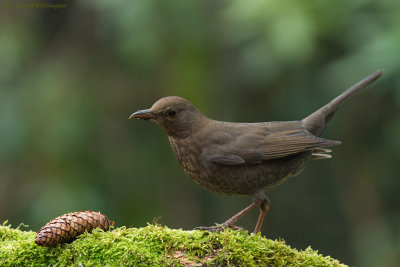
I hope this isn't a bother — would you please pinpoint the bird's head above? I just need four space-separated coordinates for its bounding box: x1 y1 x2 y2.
130 96 207 139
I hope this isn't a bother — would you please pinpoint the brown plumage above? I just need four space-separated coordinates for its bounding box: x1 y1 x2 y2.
35 211 114 247
130 71 382 234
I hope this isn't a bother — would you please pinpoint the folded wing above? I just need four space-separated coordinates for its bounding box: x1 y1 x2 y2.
206 125 340 166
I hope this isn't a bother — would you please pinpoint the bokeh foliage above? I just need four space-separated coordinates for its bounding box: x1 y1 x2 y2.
0 1 399 266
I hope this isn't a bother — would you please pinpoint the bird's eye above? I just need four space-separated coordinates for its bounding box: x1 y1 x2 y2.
167 110 177 118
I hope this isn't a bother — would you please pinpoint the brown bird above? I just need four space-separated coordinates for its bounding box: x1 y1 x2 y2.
130 71 382 234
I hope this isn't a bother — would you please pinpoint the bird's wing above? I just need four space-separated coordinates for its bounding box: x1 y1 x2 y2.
258 130 340 159
206 128 340 166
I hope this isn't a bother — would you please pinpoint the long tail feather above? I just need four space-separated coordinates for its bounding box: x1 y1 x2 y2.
303 71 383 136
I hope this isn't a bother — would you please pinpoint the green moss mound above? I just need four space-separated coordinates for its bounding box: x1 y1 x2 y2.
0 222 346 266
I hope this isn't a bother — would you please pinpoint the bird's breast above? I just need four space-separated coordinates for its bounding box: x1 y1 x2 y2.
168 137 224 190
168 137 312 195
169 137 205 174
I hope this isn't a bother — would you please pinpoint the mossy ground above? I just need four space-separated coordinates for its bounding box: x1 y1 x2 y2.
0 222 346 266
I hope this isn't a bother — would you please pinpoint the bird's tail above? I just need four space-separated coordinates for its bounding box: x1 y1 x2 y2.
303 71 383 136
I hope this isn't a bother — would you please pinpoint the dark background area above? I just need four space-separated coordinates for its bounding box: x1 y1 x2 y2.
0 1 399 266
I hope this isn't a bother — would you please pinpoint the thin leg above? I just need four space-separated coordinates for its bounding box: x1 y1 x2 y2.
253 197 270 234
195 190 270 233
222 202 257 227
195 202 258 232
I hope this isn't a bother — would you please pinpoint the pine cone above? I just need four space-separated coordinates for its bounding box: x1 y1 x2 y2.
35 210 114 247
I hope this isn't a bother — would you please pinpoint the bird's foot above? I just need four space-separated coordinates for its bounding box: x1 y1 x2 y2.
194 223 246 232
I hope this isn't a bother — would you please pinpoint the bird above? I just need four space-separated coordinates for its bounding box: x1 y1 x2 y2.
129 71 383 234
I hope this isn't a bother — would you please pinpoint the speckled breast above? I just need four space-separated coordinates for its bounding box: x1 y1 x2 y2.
168 137 312 196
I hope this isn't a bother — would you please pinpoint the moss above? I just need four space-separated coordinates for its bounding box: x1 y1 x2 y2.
0 222 346 266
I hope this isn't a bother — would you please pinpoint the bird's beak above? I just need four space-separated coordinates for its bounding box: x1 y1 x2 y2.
129 109 154 120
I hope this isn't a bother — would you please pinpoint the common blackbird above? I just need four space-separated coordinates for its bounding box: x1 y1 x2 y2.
130 71 382 234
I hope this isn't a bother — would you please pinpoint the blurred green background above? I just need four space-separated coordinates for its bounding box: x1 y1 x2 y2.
0 0 399 266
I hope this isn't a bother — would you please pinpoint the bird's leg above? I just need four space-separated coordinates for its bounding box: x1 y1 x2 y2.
253 196 270 234
195 190 270 233
195 202 257 232
220 202 258 230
